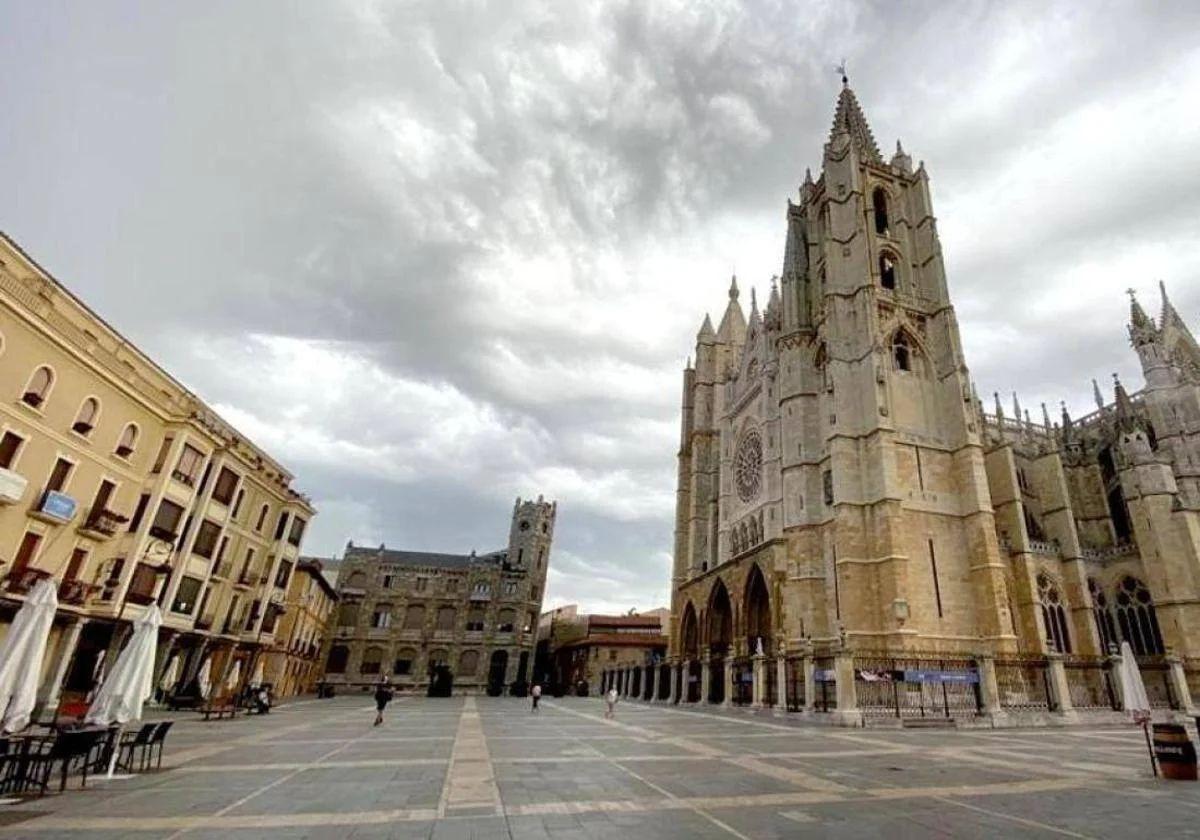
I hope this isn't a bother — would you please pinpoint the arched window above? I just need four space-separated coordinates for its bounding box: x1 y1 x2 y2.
1023 509 1046 542
893 331 912 372
371 603 393 629
232 488 245 518
325 644 349 674
22 366 54 408
873 187 889 235
360 646 383 675
393 648 417 675
459 650 479 676
1088 578 1119 653
879 251 897 291
466 605 485 631
1037 574 1072 654
404 604 425 630
72 397 100 435
1114 576 1164 655
256 504 269 532
115 423 138 458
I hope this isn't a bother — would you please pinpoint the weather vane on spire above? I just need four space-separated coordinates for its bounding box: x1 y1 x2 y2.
835 59 848 85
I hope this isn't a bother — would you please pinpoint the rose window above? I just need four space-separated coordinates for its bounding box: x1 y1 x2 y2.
734 430 763 503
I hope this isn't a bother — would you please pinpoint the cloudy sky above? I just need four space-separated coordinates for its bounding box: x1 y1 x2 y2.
3 1 1198 614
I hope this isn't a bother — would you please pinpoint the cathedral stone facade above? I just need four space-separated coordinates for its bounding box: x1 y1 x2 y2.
661 80 1200 724
322 497 554 695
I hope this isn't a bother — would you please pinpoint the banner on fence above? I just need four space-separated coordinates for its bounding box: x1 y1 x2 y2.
813 669 836 682
902 669 980 684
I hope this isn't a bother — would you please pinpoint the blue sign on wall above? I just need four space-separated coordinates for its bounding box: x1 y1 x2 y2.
813 668 836 682
902 669 980 685
39 491 77 522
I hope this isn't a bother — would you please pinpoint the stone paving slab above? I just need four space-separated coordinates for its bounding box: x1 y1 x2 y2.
1 694 1197 838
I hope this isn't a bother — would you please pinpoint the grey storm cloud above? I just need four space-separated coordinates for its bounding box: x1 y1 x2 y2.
2 1 1199 613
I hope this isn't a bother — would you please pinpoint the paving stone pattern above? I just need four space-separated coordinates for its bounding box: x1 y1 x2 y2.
2 695 1199 839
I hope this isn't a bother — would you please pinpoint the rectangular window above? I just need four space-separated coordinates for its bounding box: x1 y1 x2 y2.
337 603 358 627
275 559 293 589
287 517 306 547
239 548 256 583
274 512 288 540
0 431 24 469
416 577 427 592
371 609 391 629
151 437 173 474
150 499 184 541
128 493 150 533
173 444 203 485
382 574 394 589
823 469 834 506
91 479 115 514
47 457 73 493
393 659 412 676
193 519 221 559
63 546 88 582
211 467 239 505
172 576 203 614
215 535 229 564
231 489 245 518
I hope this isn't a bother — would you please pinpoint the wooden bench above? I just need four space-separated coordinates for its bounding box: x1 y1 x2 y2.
198 704 238 721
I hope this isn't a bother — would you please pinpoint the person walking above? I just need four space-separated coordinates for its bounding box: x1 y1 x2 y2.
530 683 542 712
373 676 394 726
605 686 618 719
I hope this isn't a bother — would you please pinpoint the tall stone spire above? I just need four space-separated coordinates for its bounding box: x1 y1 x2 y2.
1128 288 1157 347
716 275 746 345
828 77 882 163
1092 378 1105 411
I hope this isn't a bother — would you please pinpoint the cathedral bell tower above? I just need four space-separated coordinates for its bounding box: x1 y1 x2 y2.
769 77 1015 652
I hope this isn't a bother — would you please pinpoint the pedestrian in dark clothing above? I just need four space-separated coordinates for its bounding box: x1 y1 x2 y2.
531 683 542 712
374 677 394 726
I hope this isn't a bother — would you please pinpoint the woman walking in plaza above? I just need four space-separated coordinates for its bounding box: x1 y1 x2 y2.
530 683 542 712
373 676 394 726
605 686 618 719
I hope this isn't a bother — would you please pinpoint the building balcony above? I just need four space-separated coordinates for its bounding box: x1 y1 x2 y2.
148 525 179 544
0 467 28 505
31 490 78 525
5 567 52 594
78 508 129 540
58 579 99 606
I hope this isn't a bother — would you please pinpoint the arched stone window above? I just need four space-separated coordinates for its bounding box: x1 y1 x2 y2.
394 648 417 675
72 397 100 436
22 365 55 408
1114 576 1164 655
115 423 139 458
1037 574 1071 654
325 644 349 674
403 604 425 630
897 331 912 369
436 606 456 630
459 650 479 676
466 605 485 631
360 646 383 675
879 251 897 291
873 187 889 235
371 603 393 629
1089 578 1119 653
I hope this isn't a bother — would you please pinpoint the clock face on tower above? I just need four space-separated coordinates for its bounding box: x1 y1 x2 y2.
734 429 763 503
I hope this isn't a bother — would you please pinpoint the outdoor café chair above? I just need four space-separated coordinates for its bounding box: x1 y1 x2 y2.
117 723 158 772
23 729 105 794
146 721 174 770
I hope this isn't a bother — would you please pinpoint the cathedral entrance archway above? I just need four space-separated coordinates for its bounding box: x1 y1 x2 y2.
707 579 732 704
744 564 771 656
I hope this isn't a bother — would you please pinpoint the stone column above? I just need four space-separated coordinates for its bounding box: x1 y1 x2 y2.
37 618 84 716
1166 655 1194 714
752 653 766 708
700 654 711 703
803 654 816 711
645 665 656 702
668 662 680 704
833 650 862 726
722 659 734 708
775 654 789 712
1045 652 1077 721
976 654 1007 724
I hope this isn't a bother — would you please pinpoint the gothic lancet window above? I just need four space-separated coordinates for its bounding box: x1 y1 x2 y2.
1037 574 1072 654
1088 578 1119 653
873 187 890 235
893 331 912 372
879 252 897 290
1114 576 1164 655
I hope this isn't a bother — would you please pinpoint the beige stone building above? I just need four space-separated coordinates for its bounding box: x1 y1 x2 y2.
553 611 668 696
0 232 315 714
262 558 338 698
664 80 1200 725
322 497 554 694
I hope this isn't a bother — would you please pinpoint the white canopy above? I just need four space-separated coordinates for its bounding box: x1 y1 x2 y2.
197 656 212 699
0 578 58 733
158 652 181 693
251 657 264 687
225 659 242 693
85 605 162 726
1118 640 1152 720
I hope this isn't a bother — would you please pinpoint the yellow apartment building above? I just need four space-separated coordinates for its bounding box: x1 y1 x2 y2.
0 232 316 713
262 558 338 698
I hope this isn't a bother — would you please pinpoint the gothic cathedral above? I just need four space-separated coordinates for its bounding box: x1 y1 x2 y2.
668 79 1200 705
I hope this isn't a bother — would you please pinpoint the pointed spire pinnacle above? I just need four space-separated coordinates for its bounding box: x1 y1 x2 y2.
1160 279 1185 328
1128 287 1153 330
1092 378 1104 411
697 314 715 342
750 286 758 312
828 80 882 163
1012 392 1022 423
803 167 814 186
1042 402 1052 430
890 139 913 173
729 275 739 301
994 392 1004 419
1061 400 1072 428
686 355 693 370
1113 372 1136 428
1024 409 1033 430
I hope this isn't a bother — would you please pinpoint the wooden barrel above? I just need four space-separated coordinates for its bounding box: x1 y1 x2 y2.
1152 724 1198 781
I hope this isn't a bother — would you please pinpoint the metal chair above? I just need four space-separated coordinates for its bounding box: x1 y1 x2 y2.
23 729 105 794
146 721 174 770
117 723 158 772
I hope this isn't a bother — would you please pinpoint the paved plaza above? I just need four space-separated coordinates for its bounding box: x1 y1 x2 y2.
1 695 1198 839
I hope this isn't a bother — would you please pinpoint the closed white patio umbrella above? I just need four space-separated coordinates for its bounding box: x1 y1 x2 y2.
85 605 162 728
251 657 264 687
196 656 212 699
0 578 58 733
224 660 242 695
1118 640 1156 777
158 653 181 695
